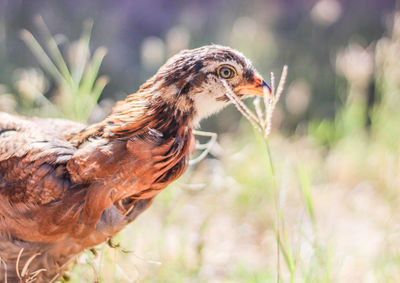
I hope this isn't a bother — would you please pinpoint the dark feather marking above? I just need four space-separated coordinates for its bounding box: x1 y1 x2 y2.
193 61 203 72
0 128 16 135
216 95 230 102
244 68 255 82
164 75 180 87
179 83 191 96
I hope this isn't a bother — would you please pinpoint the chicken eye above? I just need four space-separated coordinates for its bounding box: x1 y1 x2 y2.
218 66 235 79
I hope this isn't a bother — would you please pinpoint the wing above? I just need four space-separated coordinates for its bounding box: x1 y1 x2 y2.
0 112 85 204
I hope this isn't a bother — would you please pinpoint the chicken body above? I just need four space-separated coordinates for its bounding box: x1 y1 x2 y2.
0 110 192 282
0 45 266 282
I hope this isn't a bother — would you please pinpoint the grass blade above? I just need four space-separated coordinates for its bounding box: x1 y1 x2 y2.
34 16 73 86
20 30 67 86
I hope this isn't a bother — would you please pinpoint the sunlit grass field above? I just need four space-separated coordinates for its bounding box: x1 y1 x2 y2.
1 13 400 283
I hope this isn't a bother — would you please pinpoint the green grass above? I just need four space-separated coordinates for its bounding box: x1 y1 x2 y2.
19 16 107 121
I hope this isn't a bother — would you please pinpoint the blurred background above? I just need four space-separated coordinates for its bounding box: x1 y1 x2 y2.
0 0 400 282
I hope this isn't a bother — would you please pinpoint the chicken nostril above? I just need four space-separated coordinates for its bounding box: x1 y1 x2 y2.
257 80 272 93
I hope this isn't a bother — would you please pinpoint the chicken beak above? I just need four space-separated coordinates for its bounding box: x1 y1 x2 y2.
234 76 272 97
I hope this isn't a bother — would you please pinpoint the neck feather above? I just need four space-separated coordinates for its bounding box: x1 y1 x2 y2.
70 90 193 145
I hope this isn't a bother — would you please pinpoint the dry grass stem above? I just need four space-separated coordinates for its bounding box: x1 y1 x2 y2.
253 97 266 128
0 257 7 283
221 80 263 132
222 65 288 138
189 130 218 165
21 252 41 277
15 248 23 280
15 248 46 283
223 66 288 282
